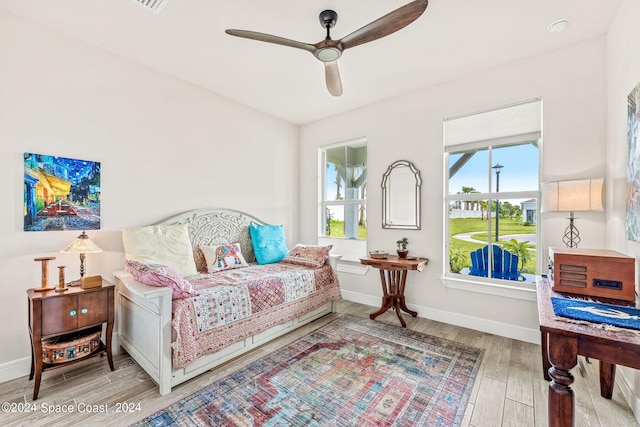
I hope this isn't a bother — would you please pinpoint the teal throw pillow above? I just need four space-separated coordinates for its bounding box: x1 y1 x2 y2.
249 224 288 265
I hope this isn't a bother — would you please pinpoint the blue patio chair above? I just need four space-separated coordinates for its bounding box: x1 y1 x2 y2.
469 245 520 281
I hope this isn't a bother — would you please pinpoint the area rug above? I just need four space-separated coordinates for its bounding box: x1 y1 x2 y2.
133 315 484 427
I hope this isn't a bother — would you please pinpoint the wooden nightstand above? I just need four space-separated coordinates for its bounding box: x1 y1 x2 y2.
27 280 115 400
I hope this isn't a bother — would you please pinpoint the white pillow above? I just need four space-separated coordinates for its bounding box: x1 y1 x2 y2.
200 243 249 273
122 223 198 277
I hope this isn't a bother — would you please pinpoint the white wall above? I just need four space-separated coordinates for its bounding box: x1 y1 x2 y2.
300 36 607 340
606 0 640 418
0 9 299 379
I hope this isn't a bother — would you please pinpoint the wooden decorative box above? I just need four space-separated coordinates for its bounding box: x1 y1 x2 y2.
41 327 102 364
81 274 103 289
548 247 636 302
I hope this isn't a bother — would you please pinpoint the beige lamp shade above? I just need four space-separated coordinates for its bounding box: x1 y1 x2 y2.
61 231 103 254
61 231 102 281
541 178 604 213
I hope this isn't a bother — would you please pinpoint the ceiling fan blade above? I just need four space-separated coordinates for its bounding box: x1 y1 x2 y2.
324 61 343 96
340 0 428 50
225 29 316 53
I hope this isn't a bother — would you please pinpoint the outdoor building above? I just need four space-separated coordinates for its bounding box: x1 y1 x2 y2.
521 199 537 224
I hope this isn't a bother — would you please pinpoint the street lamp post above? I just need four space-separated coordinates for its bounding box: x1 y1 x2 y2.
492 164 504 241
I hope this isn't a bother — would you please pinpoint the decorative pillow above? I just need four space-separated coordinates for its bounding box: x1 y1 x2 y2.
124 259 198 300
200 243 249 273
122 223 198 277
282 244 333 269
248 224 288 265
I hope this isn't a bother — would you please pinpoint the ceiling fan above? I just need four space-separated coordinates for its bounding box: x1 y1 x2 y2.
225 0 429 97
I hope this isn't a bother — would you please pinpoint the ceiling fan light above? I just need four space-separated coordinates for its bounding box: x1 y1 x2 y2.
316 48 341 63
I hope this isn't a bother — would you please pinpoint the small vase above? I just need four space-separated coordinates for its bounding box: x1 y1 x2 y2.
397 250 409 258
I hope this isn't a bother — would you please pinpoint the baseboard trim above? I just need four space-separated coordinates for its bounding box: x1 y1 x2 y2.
340 289 541 344
0 356 31 384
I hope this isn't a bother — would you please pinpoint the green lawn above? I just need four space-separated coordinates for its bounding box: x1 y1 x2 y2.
449 217 537 274
327 220 367 240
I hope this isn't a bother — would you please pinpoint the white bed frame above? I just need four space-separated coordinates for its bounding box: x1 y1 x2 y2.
113 208 339 395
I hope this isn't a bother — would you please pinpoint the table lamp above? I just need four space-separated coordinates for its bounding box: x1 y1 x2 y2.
541 178 604 248
61 231 102 285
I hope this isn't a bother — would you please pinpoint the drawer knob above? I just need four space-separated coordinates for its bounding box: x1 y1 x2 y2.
81 308 88 314
69 310 76 316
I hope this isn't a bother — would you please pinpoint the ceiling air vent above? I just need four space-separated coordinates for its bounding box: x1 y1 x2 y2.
132 0 168 13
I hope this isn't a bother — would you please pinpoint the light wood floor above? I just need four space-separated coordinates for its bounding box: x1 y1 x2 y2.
1 300 639 426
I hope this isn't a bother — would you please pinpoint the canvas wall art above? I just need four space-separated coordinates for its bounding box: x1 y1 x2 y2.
24 152 101 231
626 81 640 242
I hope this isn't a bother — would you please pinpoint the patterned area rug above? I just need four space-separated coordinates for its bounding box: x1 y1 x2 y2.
133 315 483 426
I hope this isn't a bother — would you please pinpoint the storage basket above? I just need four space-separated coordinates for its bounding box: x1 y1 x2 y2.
42 327 102 364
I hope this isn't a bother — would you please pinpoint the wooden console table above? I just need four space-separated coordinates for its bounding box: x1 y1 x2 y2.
537 277 640 427
27 281 115 400
360 255 428 327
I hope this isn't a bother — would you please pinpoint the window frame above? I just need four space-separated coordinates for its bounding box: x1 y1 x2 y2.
441 100 543 300
318 137 367 263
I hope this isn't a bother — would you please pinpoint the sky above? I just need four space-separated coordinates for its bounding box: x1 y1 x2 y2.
449 142 539 194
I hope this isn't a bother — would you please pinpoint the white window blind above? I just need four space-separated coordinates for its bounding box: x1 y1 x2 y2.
444 99 542 148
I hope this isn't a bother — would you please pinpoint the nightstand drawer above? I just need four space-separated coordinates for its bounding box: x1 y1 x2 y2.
41 291 108 336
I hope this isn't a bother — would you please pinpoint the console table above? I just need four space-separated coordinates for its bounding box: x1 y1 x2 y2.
27 281 115 400
537 277 640 427
360 255 428 327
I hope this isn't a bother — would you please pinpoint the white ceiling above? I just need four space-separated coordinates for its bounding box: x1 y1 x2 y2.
0 0 621 125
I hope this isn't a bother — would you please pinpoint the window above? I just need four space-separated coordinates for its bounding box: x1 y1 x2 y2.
318 138 367 261
444 100 541 290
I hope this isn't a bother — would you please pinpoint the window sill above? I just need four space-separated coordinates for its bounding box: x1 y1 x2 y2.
318 237 366 264
337 262 368 275
440 274 537 301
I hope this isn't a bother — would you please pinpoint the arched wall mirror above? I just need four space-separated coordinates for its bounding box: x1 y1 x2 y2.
382 160 422 229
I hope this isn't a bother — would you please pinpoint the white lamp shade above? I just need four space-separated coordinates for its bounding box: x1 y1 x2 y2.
541 178 604 213
61 231 103 254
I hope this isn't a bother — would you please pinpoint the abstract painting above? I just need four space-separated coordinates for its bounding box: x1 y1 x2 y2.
24 152 101 231
626 81 640 242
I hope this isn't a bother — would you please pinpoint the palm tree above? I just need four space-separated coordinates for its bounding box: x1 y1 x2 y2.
480 200 488 220
334 165 343 200
359 182 367 226
499 238 535 273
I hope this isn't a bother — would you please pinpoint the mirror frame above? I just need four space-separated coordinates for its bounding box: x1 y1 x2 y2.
381 160 422 230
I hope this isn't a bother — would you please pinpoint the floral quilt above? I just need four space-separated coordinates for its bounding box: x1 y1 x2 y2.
171 263 341 369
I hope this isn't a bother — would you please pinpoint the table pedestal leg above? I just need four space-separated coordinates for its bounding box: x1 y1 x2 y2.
543 333 616 400
30 334 43 400
369 269 417 327
548 334 577 427
105 320 115 371
541 331 551 381
599 361 616 399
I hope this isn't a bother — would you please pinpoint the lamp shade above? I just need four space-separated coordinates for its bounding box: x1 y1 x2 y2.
541 178 604 213
61 231 103 254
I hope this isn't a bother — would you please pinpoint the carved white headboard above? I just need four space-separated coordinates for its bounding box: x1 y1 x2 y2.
155 208 269 270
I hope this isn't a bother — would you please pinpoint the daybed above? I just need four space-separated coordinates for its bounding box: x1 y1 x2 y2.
113 208 341 395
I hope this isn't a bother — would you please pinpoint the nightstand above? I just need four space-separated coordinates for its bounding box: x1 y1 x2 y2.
27 280 115 400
